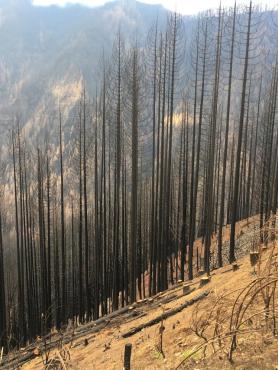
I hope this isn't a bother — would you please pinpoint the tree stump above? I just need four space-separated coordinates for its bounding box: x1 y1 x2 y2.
182 285 190 295
250 251 259 267
123 343 132 370
232 263 239 272
199 276 210 287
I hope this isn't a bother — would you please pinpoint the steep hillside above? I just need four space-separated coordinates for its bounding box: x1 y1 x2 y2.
0 0 170 141
4 216 278 370
0 0 277 147
2 4 278 367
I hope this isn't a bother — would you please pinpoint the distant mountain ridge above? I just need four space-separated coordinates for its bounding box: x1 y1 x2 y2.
1 0 275 147
0 0 169 141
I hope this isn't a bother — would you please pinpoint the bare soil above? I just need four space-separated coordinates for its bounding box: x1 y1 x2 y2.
16 217 276 370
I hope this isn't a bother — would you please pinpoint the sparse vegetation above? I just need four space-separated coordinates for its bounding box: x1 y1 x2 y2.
1 1 278 369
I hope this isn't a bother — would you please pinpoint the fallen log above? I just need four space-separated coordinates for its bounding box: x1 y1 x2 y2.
1 307 149 369
1 289 206 369
1 351 35 370
159 294 178 305
121 291 209 338
0 320 112 370
1 304 140 369
75 305 134 333
112 311 147 327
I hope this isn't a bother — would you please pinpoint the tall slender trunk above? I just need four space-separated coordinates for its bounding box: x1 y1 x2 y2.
230 2 252 262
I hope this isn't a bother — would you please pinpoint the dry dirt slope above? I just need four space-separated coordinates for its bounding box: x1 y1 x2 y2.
5 217 278 370
20 250 278 367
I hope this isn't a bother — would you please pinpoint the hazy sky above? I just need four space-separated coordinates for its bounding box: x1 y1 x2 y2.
32 0 277 15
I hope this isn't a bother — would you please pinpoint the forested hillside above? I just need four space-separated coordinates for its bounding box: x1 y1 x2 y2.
1 1 278 362
0 0 169 141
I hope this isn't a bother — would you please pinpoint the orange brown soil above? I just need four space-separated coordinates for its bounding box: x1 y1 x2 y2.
21 254 267 370
4 215 266 370
21 216 277 370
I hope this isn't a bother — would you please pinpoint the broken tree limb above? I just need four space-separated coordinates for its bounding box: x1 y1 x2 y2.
121 291 209 338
